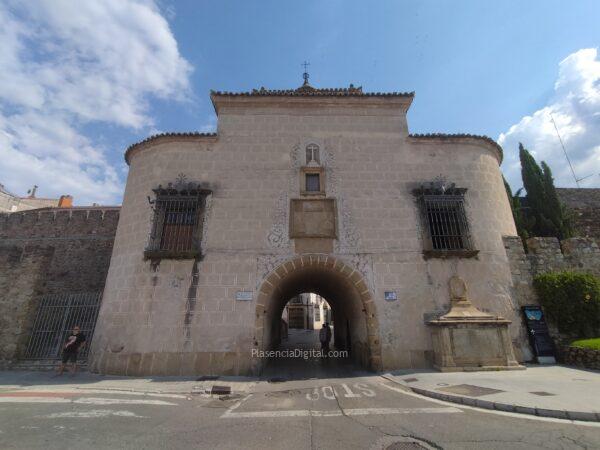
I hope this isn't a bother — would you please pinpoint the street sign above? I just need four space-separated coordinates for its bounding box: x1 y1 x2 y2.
235 291 253 301
384 291 397 301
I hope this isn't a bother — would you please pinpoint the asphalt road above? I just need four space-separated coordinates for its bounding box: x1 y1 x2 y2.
1 374 599 449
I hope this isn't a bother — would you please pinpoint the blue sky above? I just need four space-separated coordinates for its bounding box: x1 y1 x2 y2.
1 0 599 204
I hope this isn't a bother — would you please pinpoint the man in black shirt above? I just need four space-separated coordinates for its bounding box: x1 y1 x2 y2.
57 325 86 376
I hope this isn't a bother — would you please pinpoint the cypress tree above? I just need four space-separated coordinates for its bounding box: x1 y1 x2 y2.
518 143 573 239
541 161 573 239
503 175 529 240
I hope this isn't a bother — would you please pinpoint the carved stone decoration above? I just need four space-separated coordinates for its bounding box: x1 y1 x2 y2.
266 192 291 250
200 193 213 253
427 276 523 372
256 254 291 289
335 196 361 252
290 143 302 169
343 253 375 293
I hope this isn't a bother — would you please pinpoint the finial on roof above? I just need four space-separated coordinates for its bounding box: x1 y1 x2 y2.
302 61 310 86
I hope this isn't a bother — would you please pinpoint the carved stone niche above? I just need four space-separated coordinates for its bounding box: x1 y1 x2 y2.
427 276 524 372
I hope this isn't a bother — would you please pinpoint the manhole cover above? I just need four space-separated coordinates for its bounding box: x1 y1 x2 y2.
530 391 555 396
386 442 427 450
438 384 504 397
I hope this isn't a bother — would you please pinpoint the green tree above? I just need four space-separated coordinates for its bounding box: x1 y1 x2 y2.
540 161 573 239
518 143 573 239
503 175 530 240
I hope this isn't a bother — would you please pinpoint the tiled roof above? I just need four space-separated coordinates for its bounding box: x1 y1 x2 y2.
211 83 414 98
125 132 217 164
409 133 503 162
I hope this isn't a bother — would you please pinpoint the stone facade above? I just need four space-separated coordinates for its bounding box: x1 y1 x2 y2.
557 188 600 241
503 235 600 358
0 207 119 365
0 184 72 213
91 82 525 377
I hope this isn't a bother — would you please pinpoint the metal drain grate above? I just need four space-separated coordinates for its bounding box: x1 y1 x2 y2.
438 384 504 397
530 391 555 396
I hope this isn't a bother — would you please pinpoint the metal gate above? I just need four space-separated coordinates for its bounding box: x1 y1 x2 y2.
24 292 102 360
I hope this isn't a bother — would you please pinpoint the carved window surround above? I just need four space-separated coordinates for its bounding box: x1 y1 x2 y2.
299 166 326 196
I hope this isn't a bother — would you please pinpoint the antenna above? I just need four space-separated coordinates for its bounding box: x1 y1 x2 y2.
549 112 590 187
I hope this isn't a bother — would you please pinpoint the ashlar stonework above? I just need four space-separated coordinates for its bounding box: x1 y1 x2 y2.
90 82 526 376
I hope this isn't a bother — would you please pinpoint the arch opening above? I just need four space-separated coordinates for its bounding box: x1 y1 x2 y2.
254 255 381 377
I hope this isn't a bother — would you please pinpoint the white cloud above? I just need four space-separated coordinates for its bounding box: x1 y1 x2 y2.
499 48 600 191
0 0 192 204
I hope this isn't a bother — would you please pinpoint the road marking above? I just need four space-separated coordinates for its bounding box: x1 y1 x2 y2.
38 410 148 419
221 407 461 419
73 397 177 406
0 397 71 403
378 379 600 428
0 397 176 406
3 389 187 399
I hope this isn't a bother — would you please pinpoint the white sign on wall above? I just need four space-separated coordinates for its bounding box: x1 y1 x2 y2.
384 291 397 301
235 291 253 301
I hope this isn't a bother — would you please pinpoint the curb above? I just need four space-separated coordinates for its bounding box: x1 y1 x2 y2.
381 375 600 423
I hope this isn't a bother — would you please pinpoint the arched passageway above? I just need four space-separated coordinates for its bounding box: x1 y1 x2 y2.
253 254 382 377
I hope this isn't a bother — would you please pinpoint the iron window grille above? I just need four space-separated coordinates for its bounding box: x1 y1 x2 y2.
414 181 478 258
145 182 211 260
305 173 321 192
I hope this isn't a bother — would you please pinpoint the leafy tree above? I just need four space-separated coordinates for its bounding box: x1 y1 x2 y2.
518 143 573 239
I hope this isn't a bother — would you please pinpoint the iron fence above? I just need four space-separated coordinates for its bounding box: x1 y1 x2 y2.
24 292 102 360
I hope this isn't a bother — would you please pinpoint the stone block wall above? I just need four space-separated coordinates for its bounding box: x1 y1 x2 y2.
557 188 600 241
0 246 54 365
0 207 120 364
504 235 600 357
559 346 600 370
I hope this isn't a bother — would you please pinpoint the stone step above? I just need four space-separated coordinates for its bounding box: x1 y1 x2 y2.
8 359 88 371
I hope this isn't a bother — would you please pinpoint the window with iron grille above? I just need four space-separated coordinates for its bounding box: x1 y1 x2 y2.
145 183 211 259
414 181 478 258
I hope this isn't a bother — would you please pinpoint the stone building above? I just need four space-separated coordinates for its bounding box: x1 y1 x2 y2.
90 79 527 376
0 184 72 213
283 293 330 330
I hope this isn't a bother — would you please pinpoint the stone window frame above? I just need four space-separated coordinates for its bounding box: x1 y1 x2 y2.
413 181 478 259
299 166 326 196
144 182 211 260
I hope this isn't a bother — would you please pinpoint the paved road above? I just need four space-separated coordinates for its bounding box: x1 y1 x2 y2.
1 373 599 449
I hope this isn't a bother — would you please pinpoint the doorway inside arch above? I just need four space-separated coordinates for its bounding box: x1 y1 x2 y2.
256 257 380 380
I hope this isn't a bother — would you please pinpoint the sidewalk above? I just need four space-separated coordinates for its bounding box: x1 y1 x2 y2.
383 364 600 422
0 370 257 396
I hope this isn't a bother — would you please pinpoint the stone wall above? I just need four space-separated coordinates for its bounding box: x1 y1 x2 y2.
504 235 600 358
559 346 600 370
0 246 54 365
557 188 600 242
0 207 120 364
